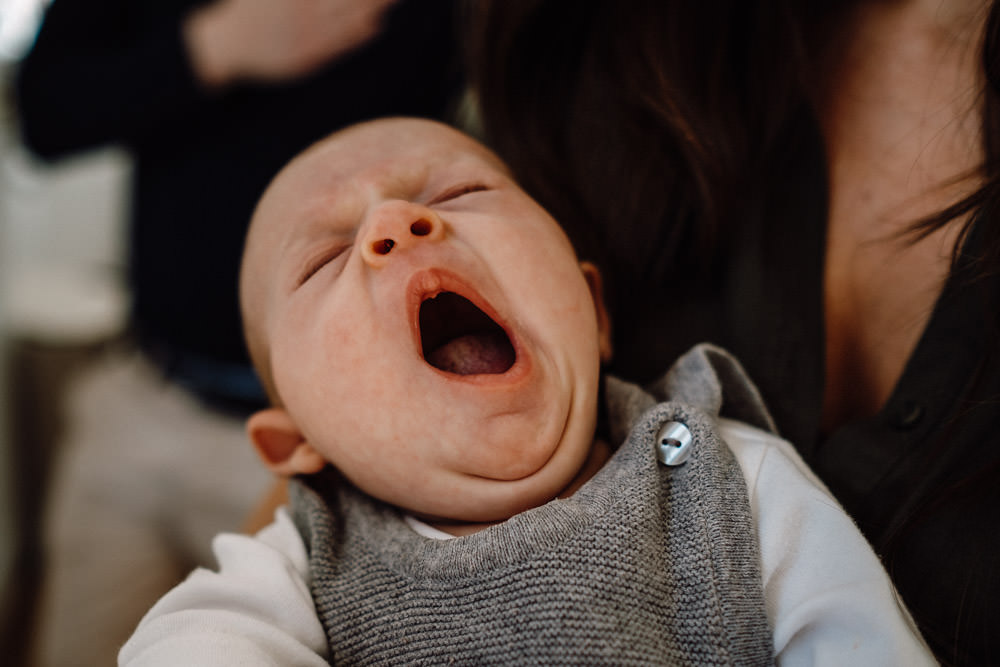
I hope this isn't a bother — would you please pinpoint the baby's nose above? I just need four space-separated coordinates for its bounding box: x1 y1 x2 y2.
361 201 444 267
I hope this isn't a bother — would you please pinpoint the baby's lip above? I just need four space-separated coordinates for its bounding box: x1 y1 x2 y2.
407 269 526 383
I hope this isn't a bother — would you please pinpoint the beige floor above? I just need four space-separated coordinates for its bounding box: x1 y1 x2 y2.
26 346 273 667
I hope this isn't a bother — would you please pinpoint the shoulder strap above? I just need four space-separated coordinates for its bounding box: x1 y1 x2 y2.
650 343 777 433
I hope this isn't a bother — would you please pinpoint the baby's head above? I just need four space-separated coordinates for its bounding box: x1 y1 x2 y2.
240 118 611 525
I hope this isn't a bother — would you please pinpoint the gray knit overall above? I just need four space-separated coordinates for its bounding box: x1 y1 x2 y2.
290 344 777 665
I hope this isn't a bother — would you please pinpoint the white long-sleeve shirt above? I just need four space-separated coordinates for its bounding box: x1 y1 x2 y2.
119 418 935 666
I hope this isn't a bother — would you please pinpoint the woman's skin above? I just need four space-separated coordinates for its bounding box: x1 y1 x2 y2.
820 0 987 431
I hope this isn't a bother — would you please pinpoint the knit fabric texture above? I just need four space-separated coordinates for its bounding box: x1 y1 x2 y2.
290 343 775 665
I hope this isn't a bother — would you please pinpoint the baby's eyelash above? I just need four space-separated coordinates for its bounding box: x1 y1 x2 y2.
428 183 489 205
297 246 349 287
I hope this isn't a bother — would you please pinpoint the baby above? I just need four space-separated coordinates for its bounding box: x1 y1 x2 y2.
120 118 933 665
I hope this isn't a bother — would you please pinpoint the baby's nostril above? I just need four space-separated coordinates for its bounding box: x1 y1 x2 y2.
410 219 432 236
373 239 395 255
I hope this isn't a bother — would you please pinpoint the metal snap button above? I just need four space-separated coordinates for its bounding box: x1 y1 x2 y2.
893 400 925 430
656 421 693 466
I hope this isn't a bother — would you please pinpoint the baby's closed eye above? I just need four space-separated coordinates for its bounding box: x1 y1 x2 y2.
298 245 351 287
428 183 489 205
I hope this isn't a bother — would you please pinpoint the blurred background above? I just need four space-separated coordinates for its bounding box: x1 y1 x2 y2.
0 1 467 664
1 0 132 663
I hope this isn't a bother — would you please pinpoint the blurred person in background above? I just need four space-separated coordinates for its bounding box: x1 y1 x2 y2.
14 0 463 664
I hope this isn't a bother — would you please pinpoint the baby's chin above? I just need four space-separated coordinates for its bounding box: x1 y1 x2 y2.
402 487 557 534
381 440 606 532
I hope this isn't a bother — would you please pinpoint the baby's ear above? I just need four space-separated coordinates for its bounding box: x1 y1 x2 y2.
246 408 326 477
580 261 613 363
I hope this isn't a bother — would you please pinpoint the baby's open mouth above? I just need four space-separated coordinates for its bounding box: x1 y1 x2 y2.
418 292 516 375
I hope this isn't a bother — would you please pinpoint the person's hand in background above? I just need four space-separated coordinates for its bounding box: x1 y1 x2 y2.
184 0 399 88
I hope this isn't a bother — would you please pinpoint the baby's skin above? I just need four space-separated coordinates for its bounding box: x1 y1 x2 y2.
239 118 613 533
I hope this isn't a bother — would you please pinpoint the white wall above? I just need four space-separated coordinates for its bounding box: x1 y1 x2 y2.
1 142 130 345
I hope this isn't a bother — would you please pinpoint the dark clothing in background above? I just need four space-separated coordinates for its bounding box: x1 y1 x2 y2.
605 106 1000 665
16 0 463 404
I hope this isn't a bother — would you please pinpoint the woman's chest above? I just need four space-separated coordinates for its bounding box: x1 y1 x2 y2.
821 205 959 428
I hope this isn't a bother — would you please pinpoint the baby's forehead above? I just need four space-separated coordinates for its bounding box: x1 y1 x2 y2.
251 122 505 259
286 129 491 202
266 128 500 223
261 119 505 228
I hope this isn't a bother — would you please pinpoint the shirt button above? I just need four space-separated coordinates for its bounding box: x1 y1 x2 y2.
893 400 925 430
656 421 693 466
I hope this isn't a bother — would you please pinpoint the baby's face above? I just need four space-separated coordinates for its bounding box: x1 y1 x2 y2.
243 119 608 523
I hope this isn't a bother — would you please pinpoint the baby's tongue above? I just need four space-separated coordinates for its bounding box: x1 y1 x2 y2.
427 331 515 375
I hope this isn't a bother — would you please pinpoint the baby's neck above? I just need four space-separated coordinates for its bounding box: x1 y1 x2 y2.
428 437 612 537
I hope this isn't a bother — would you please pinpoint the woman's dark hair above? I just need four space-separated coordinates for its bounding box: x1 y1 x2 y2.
915 0 1000 287
467 1 844 295
465 0 999 295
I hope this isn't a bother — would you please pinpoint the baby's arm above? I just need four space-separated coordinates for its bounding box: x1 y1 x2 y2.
717 419 935 666
118 508 328 666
